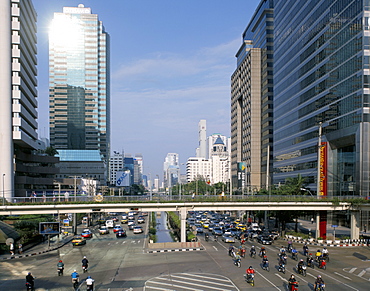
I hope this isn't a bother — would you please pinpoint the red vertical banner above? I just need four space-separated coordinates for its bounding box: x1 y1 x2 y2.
319 211 327 239
319 142 327 197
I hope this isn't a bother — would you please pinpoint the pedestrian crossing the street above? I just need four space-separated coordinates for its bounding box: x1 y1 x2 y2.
344 267 370 281
144 273 239 291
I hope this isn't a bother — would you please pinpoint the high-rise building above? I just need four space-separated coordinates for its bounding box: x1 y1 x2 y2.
49 4 110 162
196 119 207 158
231 0 274 192
109 151 124 185
273 0 369 197
0 0 59 198
163 153 179 188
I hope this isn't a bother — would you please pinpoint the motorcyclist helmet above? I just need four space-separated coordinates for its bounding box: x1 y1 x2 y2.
252 245 254 248
28 272 31 275
317 249 320 252
59 260 62 262
300 259 303 262
87 276 91 279
83 256 86 258
291 275 295 278
74 269 77 272
317 275 321 278
323 247 326 249
249 266 253 269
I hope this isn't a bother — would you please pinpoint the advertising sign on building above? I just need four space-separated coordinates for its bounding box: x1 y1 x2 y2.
39 222 60 235
116 170 130 187
237 162 246 189
319 142 327 197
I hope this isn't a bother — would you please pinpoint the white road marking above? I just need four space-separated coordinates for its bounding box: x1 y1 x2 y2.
213 246 218 251
275 273 287 281
256 270 281 290
334 272 352 280
358 270 366 277
312 270 359 291
349 268 357 273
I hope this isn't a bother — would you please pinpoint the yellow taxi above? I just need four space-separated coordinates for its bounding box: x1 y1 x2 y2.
236 223 247 231
121 218 128 224
71 236 86 246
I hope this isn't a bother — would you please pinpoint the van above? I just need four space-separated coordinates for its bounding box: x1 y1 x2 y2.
105 220 114 228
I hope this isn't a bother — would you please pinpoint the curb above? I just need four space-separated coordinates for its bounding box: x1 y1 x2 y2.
283 238 369 247
1 237 73 260
147 247 204 253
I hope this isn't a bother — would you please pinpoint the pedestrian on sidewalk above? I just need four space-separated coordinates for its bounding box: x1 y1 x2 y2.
18 243 23 254
311 217 314 224
10 243 14 256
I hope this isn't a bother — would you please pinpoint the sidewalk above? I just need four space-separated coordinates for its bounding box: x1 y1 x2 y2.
284 219 370 247
0 234 73 260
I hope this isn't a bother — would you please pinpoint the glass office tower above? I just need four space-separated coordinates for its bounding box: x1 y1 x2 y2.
273 0 369 196
49 4 110 161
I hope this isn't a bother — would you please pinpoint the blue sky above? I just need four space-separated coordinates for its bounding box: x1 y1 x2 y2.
34 0 261 179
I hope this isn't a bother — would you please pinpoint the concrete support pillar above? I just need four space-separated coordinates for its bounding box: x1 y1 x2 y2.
350 211 360 240
180 207 187 242
315 212 320 239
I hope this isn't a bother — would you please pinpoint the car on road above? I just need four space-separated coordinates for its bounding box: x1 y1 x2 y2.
128 223 136 230
137 216 145 224
257 235 273 245
105 220 114 228
212 227 223 236
133 226 143 234
99 226 109 235
72 236 86 246
141 212 148 216
116 229 127 238
121 218 128 224
195 224 203 234
221 234 235 243
81 229 93 238
113 225 123 233
127 220 135 226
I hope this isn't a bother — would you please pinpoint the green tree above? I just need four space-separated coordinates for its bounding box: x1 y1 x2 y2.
44 146 59 156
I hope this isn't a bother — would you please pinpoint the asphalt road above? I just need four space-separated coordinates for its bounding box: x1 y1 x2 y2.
1 222 370 291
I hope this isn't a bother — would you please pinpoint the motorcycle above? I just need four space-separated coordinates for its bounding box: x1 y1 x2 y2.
86 284 94 291
205 235 209 242
278 263 286 274
303 247 309 257
244 273 255 287
72 278 79 290
234 259 241 268
250 249 256 258
288 280 299 291
259 250 266 258
292 252 298 260
82 264 88 273
307 257 314 269
214 235 218 242
315 283 326 291
287 244 293 253
57 267 64 276
26 282 34 291
297 264 306 277
279 254 287 265
240 248 246 258
322 253 329 262
318 259 326 270
262 260 269 272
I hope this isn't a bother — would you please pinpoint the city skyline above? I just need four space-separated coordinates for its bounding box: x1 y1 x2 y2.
33 0 261 178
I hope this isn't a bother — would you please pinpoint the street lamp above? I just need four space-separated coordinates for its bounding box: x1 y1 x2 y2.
300 188 313 197
2 174 5 206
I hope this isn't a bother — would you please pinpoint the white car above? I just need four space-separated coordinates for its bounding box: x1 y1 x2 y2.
133 226 143 234
99 226 109 235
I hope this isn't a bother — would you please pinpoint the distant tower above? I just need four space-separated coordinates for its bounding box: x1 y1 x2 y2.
197 120 207 158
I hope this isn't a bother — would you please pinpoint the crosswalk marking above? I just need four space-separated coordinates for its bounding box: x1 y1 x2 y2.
358 270 366 277
349 268 357 273
145 273 239 291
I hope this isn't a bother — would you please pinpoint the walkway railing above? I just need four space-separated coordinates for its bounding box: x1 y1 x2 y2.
3 194 368 205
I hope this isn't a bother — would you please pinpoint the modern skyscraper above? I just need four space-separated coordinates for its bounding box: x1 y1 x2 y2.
273 0 369 197
231 0 274 192
196 119 207 158
49 4 110 161
163 153 179 188
0 0 59 198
